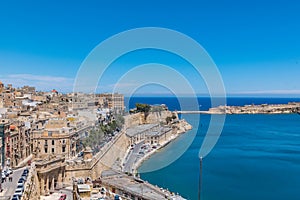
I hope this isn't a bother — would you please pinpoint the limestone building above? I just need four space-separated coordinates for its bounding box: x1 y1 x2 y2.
35 156 66 195
98 93 124 114
32 118 79 159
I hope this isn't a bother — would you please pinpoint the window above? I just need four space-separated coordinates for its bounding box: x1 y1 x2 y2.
52 148 55 153
52 140 55 145
62 146 65 153
44 148 48 153
45 140 48 145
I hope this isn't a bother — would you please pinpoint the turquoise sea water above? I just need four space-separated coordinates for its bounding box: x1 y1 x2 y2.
128 97 300 200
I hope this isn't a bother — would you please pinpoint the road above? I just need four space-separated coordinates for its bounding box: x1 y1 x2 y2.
123 142 144 173
41 187 73 200
0 167 26 199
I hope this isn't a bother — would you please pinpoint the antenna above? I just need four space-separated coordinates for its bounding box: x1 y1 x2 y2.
198 156 203 200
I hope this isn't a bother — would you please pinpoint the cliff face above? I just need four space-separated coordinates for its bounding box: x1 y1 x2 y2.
124 111 176 128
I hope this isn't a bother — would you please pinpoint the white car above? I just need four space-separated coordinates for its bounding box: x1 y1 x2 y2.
1 172 5 179
17 179 24 187
7 168 13 174
14 188 23 198
11 195 20 200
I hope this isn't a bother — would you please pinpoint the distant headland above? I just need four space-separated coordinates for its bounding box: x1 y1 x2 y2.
207 102 300 114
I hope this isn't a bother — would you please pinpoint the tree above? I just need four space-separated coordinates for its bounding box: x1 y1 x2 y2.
166 116 173 124
114 114 125 128
82 128 104 148
135 103 151 113
172 113 177 120
135 103 151 119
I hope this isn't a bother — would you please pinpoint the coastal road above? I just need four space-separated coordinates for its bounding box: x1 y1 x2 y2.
1 167 26 199
124 142 144 173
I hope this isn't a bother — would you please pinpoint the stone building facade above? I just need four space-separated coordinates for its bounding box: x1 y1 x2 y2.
35 156 66 195
98 93 124 114
32 118 79 159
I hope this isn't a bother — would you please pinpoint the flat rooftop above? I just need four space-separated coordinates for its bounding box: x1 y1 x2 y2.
101 172 185 200
126 124 158 137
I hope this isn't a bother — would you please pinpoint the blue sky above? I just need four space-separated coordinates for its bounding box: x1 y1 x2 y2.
0 0 299 96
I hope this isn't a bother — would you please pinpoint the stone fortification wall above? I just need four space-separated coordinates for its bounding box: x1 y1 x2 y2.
65 130 129 183
144 111 175 124
124 113 142 128
22 164 40 200
174 119 193 134
124 111 176 128
64 111 178 184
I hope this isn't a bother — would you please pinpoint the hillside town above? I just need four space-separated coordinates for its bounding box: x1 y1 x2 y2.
0 81 190 200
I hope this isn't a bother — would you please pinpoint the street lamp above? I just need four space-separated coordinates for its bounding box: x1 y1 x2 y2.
198 157 203 200
0 124 4 168
0 124 5 192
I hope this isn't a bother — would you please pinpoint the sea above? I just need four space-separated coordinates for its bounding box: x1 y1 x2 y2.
125 97 300 200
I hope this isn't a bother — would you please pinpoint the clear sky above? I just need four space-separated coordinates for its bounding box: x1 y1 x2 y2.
0 0 299 96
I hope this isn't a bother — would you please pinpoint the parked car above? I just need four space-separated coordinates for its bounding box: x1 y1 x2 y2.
7 168 13 175
114 194 122 200
21 175 27 181
100 187 107 194
19 177 26 184
22 171 28 177
59 194 67 200
78 152 83 157
14 188 23 198
17 179 24 186
17 185 24 192
3 170 9 177
1 172 6 180
12 194 20 199
11 195 20 200
77 178 84 184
